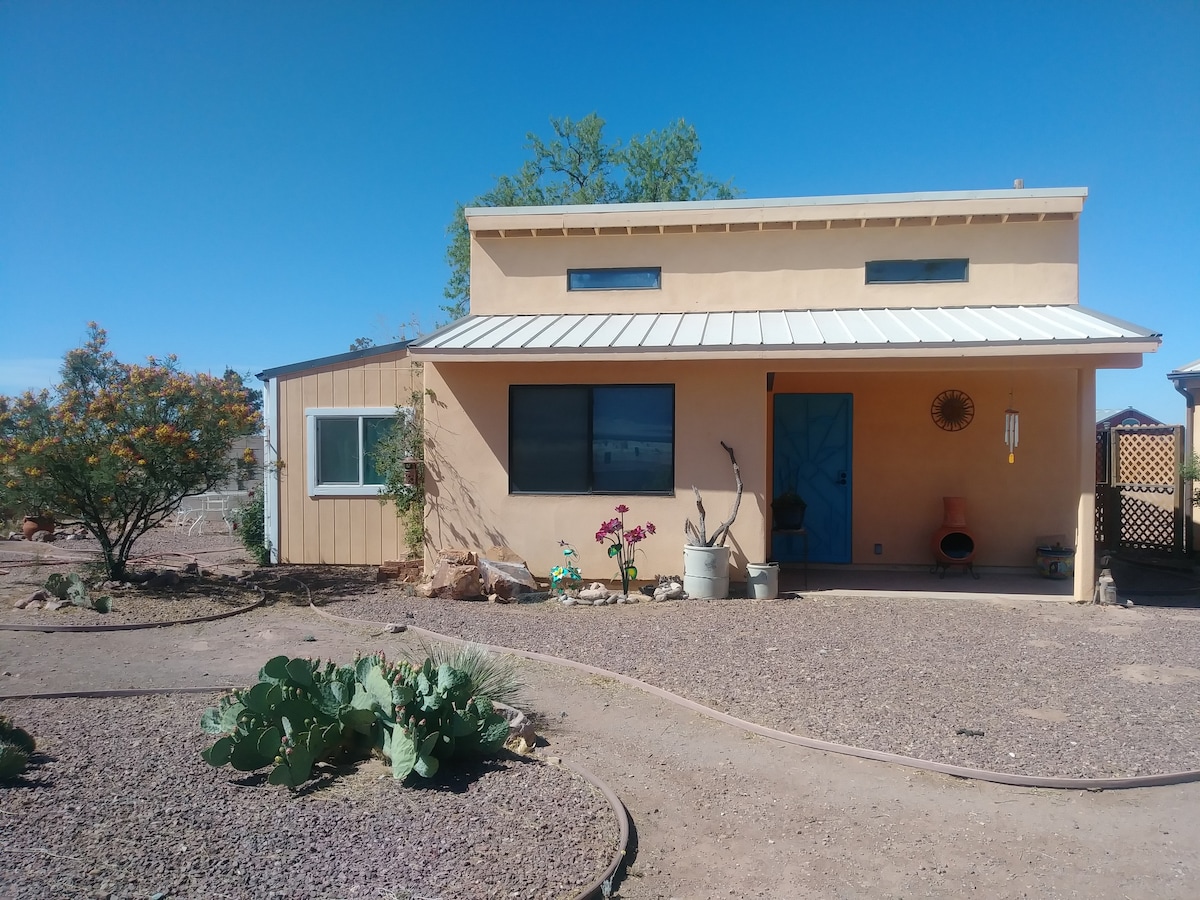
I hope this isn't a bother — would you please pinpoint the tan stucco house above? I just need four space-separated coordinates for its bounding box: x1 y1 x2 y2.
408 187 1161 602
258 341 419 565
1168 358 1200 548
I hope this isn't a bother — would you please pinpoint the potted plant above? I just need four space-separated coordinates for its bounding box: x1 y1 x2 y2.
21 513 55 540
770 489 807 530
683 441 742 599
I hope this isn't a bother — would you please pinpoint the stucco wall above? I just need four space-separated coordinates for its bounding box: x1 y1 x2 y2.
275 351 420 565
468 220 1079 316
422 357 1085 582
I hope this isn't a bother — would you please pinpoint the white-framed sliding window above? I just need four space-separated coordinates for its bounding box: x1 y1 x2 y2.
305 407 397 497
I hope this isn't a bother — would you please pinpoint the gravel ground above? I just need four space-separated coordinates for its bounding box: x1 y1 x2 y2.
323 583 1200 780
0 694 615 900
1 531 260 626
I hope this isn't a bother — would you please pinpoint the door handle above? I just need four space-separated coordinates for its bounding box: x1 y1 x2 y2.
836 471 847 485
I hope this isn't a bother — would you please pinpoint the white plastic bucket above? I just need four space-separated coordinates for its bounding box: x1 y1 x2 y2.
683 544 730 600
746 562 780 600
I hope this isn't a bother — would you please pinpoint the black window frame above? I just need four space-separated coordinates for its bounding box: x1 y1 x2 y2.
865 258 969 284
567 267 662 291
508 383 675 495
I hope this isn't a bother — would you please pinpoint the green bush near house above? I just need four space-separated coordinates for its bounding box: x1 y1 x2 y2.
232 490 271 566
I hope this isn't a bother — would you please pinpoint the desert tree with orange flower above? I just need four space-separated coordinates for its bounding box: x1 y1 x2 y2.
0 324 261 579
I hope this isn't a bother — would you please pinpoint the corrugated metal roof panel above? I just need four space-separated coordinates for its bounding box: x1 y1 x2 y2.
731 310 763 345
672 313 708 346
702 312 735 346
411 305 1159 356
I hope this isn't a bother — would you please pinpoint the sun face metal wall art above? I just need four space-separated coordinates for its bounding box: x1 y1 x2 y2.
930 389 975 432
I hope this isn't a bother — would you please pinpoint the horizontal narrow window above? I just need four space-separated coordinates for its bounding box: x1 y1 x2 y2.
306 407 403 497
567 267 661 291
866 258 968 284
510 385 674 494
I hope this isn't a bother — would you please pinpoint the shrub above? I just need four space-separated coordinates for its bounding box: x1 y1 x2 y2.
232 489 270 566
0 324 260 580
200 652 514 789
0 716 35 782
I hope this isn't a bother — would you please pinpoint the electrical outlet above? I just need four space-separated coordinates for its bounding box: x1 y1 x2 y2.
874 543 883 555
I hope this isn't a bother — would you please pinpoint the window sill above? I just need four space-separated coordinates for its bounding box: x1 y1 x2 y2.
309 484 387 499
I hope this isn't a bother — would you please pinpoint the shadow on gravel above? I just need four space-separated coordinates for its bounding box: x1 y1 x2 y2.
262 565 394 607
1110 555 1200 608
406 753 539 795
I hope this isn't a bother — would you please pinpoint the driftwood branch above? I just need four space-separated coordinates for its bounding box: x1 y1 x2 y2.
684 441 743 548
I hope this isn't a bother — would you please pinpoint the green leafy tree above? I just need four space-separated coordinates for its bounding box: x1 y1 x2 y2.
441 113 739 321
0 324 261 580
1183 451 1200 507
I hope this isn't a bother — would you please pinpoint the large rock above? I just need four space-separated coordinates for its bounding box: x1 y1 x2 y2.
435 547 477 567
429 560 483 600
483 545 528 568
478 557 538 600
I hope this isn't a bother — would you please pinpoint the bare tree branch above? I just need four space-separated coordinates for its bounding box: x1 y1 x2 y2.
684 441 743 548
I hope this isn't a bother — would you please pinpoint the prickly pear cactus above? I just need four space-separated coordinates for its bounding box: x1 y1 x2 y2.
202 652 515 789
43 572 110 613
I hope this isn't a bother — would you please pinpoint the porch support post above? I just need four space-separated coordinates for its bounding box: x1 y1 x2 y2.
1074 368 1096 602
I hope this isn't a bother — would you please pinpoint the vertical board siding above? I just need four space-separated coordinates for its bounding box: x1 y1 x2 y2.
274 351 419 565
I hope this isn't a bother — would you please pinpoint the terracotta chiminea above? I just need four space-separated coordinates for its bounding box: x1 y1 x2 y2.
930 496 979 579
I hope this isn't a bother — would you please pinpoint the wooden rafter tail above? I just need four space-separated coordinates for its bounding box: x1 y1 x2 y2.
707 440 743 548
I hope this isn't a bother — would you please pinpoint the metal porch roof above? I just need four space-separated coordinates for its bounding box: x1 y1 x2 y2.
409 305 1159 359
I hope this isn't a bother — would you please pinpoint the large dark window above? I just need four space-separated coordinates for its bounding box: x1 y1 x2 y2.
567 267 661 291
865 258 968 284
510 385 674 494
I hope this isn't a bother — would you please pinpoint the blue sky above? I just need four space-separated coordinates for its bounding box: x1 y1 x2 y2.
2 1 1196 422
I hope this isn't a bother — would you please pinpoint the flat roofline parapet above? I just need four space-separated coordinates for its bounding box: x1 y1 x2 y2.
466 187 1088 236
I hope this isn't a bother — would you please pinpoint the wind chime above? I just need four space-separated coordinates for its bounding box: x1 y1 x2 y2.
1004 393 1020 464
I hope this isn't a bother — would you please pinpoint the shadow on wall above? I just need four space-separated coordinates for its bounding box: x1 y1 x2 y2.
423 400 509 556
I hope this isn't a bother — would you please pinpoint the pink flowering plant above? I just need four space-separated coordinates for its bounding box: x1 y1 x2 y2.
595 504 656 595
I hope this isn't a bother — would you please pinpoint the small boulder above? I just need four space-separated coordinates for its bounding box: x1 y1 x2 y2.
143 570 182 589
578 582 610 603
435 547 477 567
30 530 54 542
14 589 51 610
653 580 686 602
483 545 528 568
507 710 538 745
478 557 539 600
44 599 70 612
429 560 484 600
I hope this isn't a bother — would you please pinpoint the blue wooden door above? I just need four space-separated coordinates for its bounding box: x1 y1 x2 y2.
772 393 852 564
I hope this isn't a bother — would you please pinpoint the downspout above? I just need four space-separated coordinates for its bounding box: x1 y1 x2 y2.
259 372 281 564
1171 375 1197 554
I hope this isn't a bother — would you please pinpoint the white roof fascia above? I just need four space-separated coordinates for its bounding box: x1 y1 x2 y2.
466 187 1088 221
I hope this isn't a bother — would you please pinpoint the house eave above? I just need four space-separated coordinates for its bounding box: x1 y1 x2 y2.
466 188 1088 237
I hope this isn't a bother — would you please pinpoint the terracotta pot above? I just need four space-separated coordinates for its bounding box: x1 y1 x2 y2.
22 515 54 540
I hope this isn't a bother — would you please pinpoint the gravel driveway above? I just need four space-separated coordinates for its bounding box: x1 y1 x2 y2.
327 584 1200 780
